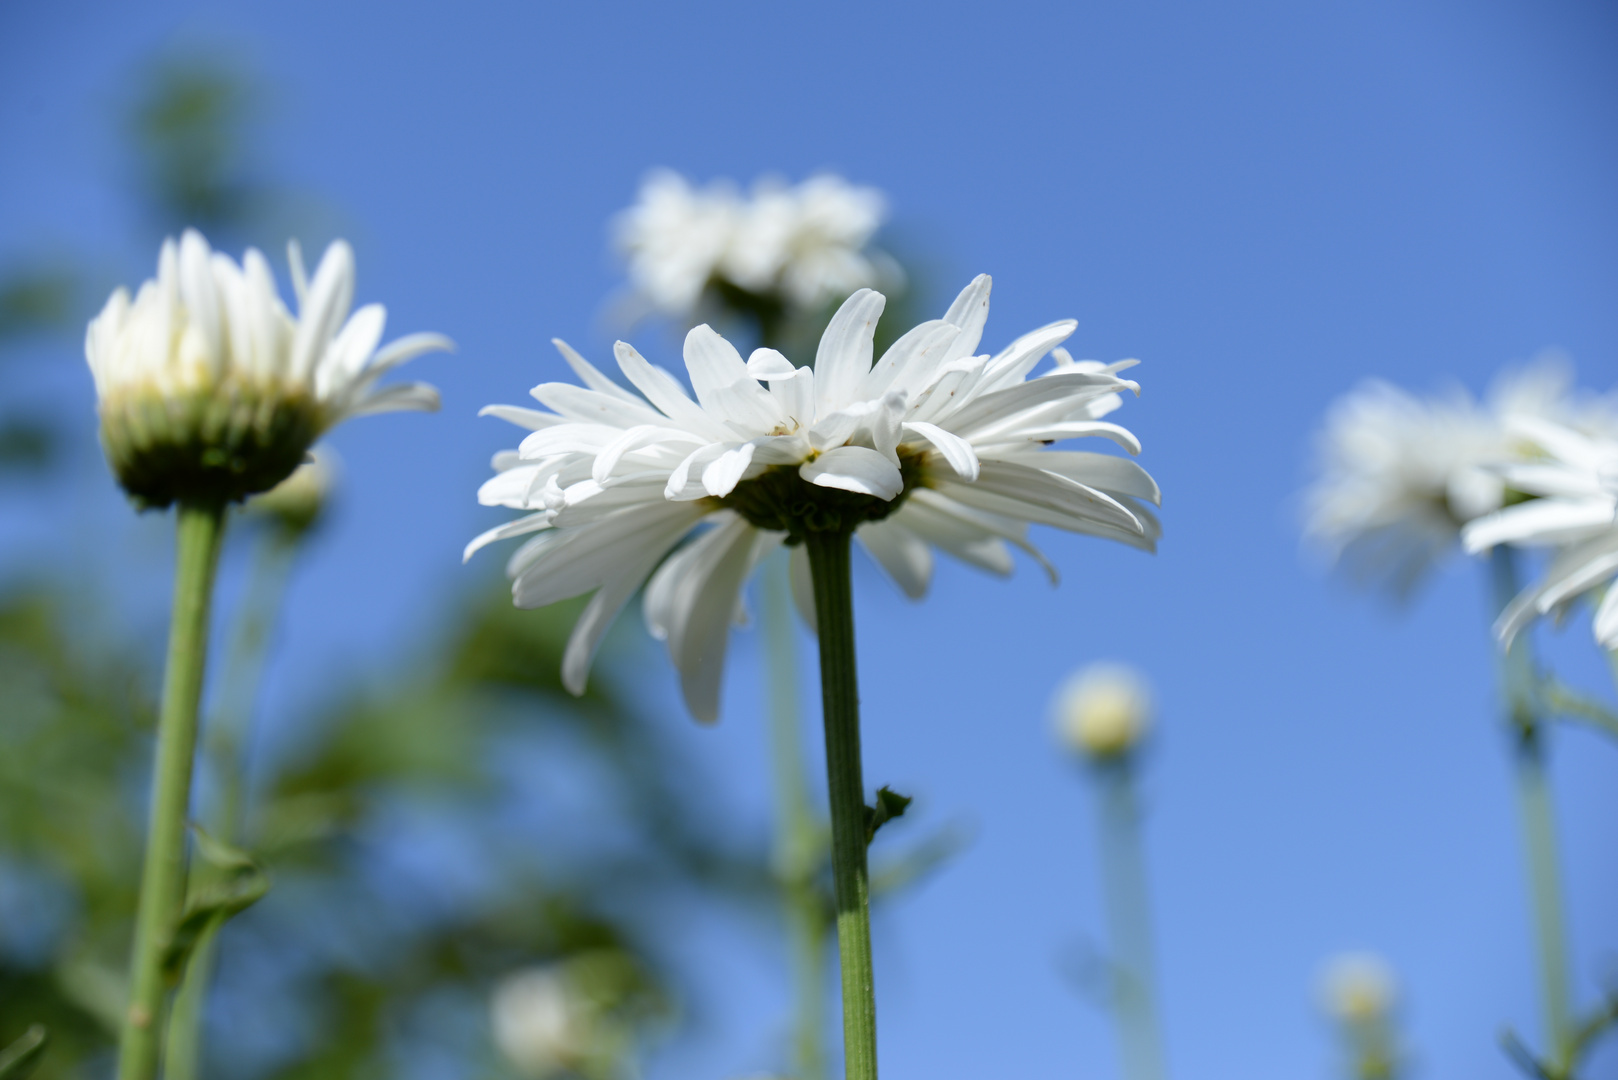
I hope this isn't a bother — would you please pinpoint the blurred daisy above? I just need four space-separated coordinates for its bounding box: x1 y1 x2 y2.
1304 359 1611 595
469 275 1159 721
491 953 650 1080
86 229 450 507
613 169 891 321
1462 419 1618 649
1052 661 1153 760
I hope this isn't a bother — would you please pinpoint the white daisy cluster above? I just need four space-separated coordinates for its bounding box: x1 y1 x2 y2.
469 276 1160 721
86 230 450 506
1463 419 1618 649
1304 360 1613 593
613 169 890 318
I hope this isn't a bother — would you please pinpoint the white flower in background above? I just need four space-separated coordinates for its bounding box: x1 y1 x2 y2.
468 275 1159 722
612 170 742 317
721 174 890 310
85 229 450 507
1304 359 1612 594
1462 419 1618 649
612 169 890 320
1317 952 1398 1023
1053 662 1153 760
490 953 650 1080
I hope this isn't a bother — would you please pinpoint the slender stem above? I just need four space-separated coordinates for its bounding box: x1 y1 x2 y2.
118 500 226 1080
762 550 828 1080
1488 547 1574 1073
803 529 877 1080
166 527 298 1080
1094 758 1168 1080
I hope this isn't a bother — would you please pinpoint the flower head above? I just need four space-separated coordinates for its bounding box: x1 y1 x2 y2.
613 169 891 321
1316 952 1398 1024
1462 418 1618 648
469 276 1159 722
1053 662 1152 760
1304 359 1611 595
86 229 451 507
490 952 651 1080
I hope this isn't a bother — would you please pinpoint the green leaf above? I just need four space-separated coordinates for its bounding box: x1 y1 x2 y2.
0 1025 48 1080
863 786 913 845
160 828 271 985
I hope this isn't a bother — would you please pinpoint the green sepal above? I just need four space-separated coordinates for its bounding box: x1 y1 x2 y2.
160 826 270 986
0 1025 48 1080
863 785 913 845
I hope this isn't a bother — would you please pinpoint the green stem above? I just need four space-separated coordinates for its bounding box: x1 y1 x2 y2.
803 529 877 1080
1094 759 1168 1080
165 527 298 1080
118 501 226 1080
763 550 827 1080
1489 547 1574 1073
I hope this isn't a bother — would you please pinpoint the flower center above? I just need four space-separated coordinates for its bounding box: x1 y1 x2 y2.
718 447 928 541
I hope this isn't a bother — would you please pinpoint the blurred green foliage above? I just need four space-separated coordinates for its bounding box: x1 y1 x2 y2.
0 575 768 1079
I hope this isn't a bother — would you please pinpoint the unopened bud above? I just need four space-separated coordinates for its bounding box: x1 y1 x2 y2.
1317 952 1397 1023
247 449 335 535
1053 662 1152 760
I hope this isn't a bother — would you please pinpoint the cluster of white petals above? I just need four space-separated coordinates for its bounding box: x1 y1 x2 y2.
470 276 1159 722
613 169 889 316
1304 360 1614 593
87 229 449 423
1462 419 1618 648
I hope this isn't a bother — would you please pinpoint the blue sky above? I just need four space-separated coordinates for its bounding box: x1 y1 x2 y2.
4 1 1618 1077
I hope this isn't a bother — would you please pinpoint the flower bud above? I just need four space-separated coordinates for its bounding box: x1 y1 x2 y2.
1053 662 1152 760
1317 952 1397 1023
246 448 335 535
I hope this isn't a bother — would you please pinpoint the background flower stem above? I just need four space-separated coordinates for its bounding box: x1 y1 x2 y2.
762 549 828 1080
165 524 300 1080
1093 757 1168 1080
1489 546 1574 1074
118 500 226 1080
803 528 877 1080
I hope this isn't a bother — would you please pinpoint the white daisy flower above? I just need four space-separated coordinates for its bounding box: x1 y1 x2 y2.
1304 359 1610 594
611 169 743 317
1462 419 1618 648
490 954 645 1080
1052 661 1153 760
612 170 890 321
86 229 450 507
722 174 890 311
468 276 1159 722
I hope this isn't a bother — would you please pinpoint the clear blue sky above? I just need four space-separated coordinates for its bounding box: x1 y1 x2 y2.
3 2 1617 1077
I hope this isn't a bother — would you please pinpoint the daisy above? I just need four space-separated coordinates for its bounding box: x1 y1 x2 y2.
468 274 1159 722
87 229 450 507
1304 360 1609 595
1461 418 1618 649
612 169 891 323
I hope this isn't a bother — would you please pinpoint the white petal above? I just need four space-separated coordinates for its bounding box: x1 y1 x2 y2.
290 239 355 382
902 421 980 480
511 503 705 608
552 338 644 404
478 404 567 430
369 331 454 375
613 340 733 440
940 274 992 359
1593 582 1618 648
857 519 933 598
746 348 800 380
815 288 886 415
345 382 440 417
463 511 553 562
1462 498 1617 552
702 442 756 497
801 445 903 499
685 324 778 431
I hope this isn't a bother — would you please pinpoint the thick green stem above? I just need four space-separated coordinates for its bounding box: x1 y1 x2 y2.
762 551 828 1080
166 527 298 1080
1094 759 1168 1080
803 529 877 1080
118 501 226 1080
1489 547 1574 1072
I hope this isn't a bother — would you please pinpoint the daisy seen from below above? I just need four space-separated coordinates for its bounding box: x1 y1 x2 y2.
1304 359 1611 596
1462 418 1618 650
470 273 1158 1080
468 273 1158 721
95 229 449 1080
